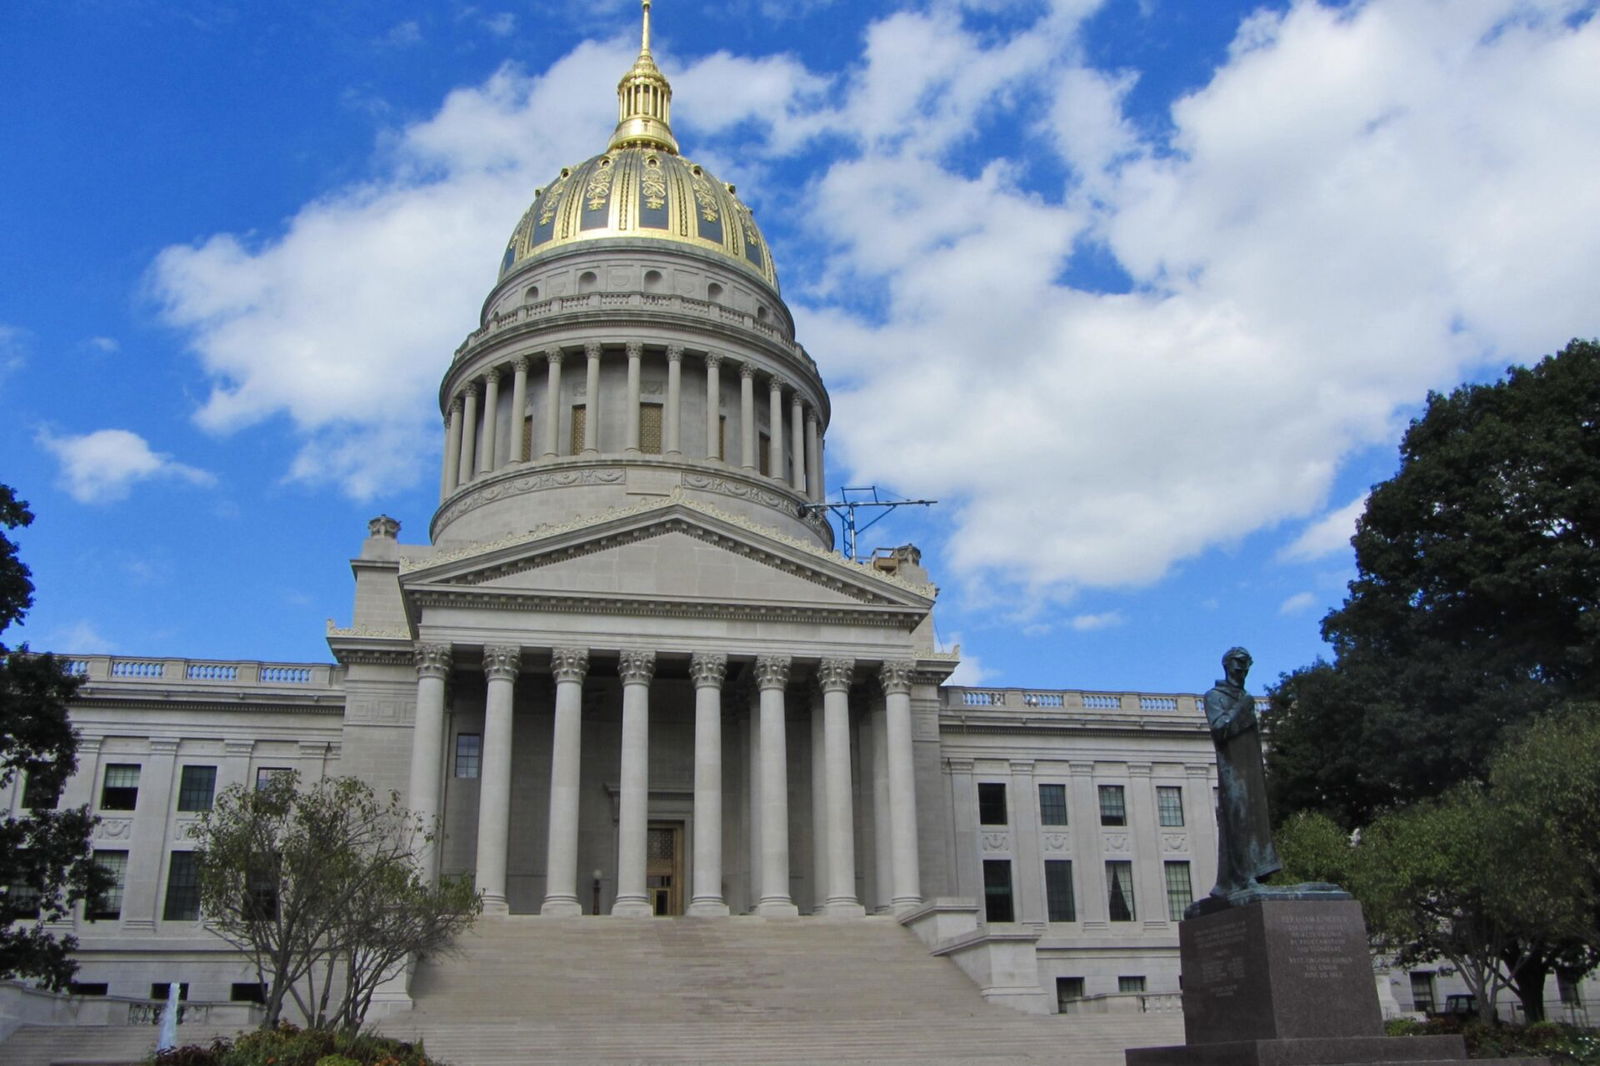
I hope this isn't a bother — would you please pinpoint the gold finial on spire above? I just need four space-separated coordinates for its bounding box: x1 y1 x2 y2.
609 0 679 153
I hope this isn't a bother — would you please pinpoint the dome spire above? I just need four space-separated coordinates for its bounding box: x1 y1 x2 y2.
608 0 680 154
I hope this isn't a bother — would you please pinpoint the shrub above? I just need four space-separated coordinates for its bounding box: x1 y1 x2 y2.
145 1025 443 1066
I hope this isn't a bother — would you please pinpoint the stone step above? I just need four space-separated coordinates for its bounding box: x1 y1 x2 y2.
0 1024 238 1066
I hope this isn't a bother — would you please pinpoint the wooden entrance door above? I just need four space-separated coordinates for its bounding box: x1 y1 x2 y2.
647 823 683 915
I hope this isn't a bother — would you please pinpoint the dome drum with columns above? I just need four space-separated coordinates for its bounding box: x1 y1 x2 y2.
434 2 825 549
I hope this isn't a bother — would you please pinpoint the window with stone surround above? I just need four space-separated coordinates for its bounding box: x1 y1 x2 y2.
100 764 141 811
255 767 291 791
983 859 1014 923
1119 975 1146 993
1038 783 1068 826
1097 784 1126 827
570 405 587 454
455 734 482 779
90 850 128 920
1164 860 1193 921
176 765 216 812
1106 860 1136 921
640 403 663 454
977 782 1008 826
21 765 60 810
163 851 200 921
1157 785 1185 827
1044 859 1076 922
1056 977 1085 1010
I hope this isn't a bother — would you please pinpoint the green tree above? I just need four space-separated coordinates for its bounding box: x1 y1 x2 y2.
192 773 478 1031
1268 339 1600 827
0 483 108 989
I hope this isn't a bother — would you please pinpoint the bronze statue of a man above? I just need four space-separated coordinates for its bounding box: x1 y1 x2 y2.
1203 646 1280 900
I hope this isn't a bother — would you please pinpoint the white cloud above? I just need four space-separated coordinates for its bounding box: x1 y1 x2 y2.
1070 610 1125 631
0 324 28 384
144 0 1600 608
382 20 422 47
86 336 119 354
1279 493 1368 563
45 620 117 655
38 429 216 504
1278 591 1318 616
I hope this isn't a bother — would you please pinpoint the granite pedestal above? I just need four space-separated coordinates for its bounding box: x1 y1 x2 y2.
1125 899 1546 1066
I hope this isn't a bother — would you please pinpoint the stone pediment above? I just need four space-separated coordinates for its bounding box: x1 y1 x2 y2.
398 498 934 627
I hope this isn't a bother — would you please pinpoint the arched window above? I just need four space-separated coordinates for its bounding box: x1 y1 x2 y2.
643 269 663 293
578 271 599 293
707 282 723 303
525 285 540 303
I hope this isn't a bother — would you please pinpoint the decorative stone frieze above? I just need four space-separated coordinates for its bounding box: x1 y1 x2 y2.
550 647 589 683
483 645 521 680
817 657 855 693
618 648 656 685
878 660 915 696
688 652 727 688
753 655 791 691
414 643 453 680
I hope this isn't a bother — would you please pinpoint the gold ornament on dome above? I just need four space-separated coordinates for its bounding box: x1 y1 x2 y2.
493 1 778 290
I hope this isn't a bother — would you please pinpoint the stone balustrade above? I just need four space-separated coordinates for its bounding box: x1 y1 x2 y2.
60 655 341 690
943 686 1208 718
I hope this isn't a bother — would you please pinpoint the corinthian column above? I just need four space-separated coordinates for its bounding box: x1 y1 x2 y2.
688 653 730 916
458 382 479 485
625 342 643 453
790 393 806 492
665 346 683 455
612 649 656 916
768 379 786 480
480 370 500 473
475 645 521 915
542 350 563 459
805 412 821 503
704 352 722 460
583 341 602 454
542 647 589 915
739 364 756 469
442 397 463 499
407 643 452 882
509 356 529 463
755 655 798 917
819 658 864 916
880 660 922 912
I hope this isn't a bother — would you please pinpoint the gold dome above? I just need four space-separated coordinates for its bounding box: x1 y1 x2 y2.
496 1 779 291
498 150 779 291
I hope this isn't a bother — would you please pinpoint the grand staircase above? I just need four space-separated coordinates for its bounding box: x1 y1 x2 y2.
378 914 1184 1064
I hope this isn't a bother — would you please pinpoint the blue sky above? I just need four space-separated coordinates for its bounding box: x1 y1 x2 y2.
4 0 1598 695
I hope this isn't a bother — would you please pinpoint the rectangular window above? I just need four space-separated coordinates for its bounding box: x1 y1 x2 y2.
977 782 1008 826
719 415 727 460
639 402 664 454
163 851 200 921
758 432 770 472
1157 785 1185 827
21 766 60 810
68 982 109 996
521 414 534 462
148 982 189 1003
7 872 41 919
1558 973 1581 1006
176 765 217 812
1044 859 1076 922
1038 783 1068 826
100 764 141 811
1056 977 1085 1010
983 859 1015 923
1098 784 1126 827
244 861 278 922
454 733 482 779
1164 861 1193 921
255 767 291 791
570 404 587 454
90 850 128 920
231 982 267 1004
1119 975 1147 994
1410 971 1436 1013
1106 860 1136 921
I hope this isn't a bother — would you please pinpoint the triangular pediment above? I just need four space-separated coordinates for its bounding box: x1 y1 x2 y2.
397 499 934 625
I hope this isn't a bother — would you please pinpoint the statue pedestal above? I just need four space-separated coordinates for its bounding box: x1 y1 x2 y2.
1126 899 1547 1066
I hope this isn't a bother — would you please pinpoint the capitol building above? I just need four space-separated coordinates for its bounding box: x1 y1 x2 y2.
0 7 1271 1054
